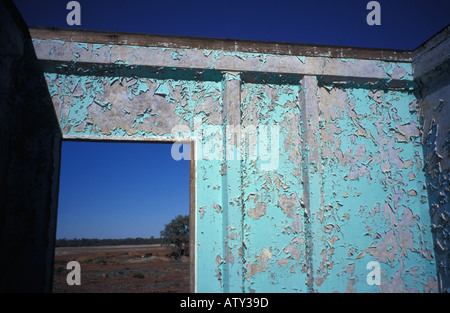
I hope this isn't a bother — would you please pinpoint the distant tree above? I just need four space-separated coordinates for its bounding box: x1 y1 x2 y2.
160 214 189 259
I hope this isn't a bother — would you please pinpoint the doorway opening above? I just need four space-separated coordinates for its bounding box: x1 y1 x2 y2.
52 140 194 293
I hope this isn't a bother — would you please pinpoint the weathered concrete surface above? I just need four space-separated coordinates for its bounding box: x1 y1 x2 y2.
27 27 414 62
31 36 414 82
304 77 436 292
1 2 448 292
0 1 61 292
414 25 450 292
30 27 440 292
240 82 305 292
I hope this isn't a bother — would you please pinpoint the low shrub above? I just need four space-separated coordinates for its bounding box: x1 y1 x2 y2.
132 272 145 279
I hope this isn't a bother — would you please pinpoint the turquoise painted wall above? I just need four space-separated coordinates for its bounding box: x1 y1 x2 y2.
39 38 438 292
307 85 435 292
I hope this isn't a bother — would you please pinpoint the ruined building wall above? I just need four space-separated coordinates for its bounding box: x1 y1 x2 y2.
1 1 447 292
29 28 440 292
0 2 61 292
414 26 450 292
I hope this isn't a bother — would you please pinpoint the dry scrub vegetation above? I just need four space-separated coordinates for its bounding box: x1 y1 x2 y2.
53 245 189 293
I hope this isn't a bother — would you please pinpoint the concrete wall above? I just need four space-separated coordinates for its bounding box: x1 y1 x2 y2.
28 27 441 292
0 1 61 292
1 1 448 292
414 26 450 292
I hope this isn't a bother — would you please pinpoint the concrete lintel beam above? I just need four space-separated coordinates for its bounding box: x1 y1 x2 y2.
31 39 414 82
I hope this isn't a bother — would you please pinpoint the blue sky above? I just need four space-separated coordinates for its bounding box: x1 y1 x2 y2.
13 0 450 49
58 141 190 239
12 0 449 239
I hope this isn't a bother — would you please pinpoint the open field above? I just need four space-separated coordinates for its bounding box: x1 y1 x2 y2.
53 244 189 293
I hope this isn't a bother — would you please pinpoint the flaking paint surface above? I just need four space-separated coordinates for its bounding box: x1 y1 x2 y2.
415 41 450 291
33 39 414 81
240 83 307 292
307 83 437 292
38 37 440 293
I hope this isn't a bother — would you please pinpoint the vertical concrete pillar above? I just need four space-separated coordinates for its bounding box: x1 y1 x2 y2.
299 75 319 292
221 72 244 292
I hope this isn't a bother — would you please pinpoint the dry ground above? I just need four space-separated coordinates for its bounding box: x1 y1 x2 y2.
53 245 189 293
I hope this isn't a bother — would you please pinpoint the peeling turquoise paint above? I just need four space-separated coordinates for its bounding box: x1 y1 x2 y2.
74 42 89 51
341 58 356 63
307 86 435 292
241 82 305 292
39 37 438 293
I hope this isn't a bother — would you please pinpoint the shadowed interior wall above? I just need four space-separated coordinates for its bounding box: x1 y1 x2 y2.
414 26 450 292
0 1 61 292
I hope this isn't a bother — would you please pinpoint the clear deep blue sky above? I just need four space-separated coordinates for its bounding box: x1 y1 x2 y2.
12 0 449 239
13 0 450 49
57 142 190 239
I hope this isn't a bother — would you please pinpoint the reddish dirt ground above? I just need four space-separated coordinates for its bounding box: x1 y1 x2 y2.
52 245 189 293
